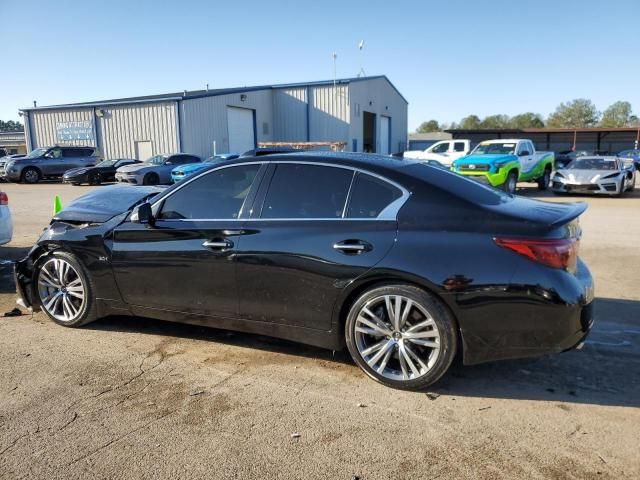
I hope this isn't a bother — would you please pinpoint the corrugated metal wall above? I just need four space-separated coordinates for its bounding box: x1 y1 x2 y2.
28 102 178 159
180 89 273 158
273 88 308 141
348 78 408 154
29 108 95 148
308 85 350 142
96 102 178 159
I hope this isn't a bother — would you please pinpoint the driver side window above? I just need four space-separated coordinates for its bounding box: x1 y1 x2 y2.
431 142 449 154
48 148 62 159
158 164 261 220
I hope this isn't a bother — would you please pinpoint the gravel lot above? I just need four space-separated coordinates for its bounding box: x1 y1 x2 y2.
1 180 639 479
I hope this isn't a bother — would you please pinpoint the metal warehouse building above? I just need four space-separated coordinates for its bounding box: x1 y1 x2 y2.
20 76 408 159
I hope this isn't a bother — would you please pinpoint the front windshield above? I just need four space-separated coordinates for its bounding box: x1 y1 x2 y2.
95 160 116 168
27 147 48 158
145 155 166 165
567 158 617 170
472 142 516 155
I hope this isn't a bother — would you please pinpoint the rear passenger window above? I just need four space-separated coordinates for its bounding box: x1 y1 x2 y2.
453 142 466 152
261 164 353 219
347 173 402 219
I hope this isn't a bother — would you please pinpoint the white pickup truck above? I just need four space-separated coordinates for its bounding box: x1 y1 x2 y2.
404 139 472 166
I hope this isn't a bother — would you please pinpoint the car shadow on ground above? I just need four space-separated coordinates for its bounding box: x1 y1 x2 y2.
78 296 640 408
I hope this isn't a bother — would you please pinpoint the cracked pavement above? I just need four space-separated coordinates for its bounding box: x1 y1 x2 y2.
1 182 639 479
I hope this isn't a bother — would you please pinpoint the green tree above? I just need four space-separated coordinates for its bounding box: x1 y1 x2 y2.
459 115 481 129
480 114 510 129
600 101 633 128
509 112 545 128
547 99 599 128
416 120 441 133
0 120 23 132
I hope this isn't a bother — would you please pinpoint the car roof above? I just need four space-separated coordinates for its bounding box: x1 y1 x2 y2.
478 139 524 144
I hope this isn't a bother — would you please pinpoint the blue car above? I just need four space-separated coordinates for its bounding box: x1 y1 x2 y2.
171 153 239 182
617 149 640 171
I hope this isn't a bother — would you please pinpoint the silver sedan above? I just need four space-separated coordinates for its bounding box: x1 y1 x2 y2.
551 156 636 196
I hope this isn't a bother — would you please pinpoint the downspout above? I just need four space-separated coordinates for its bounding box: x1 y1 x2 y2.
91 107 100 153
306 87 311 141
23 111 34 152
176 100 182 152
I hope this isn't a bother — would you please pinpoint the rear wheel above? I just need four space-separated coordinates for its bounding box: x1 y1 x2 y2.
21 167 41 184
143 172 159 185
503 171 517 194
35 252 97 327
537 167 551 191
345 284 457 391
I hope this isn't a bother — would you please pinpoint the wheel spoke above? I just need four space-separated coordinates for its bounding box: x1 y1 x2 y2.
361 339 389 357
45 292 61 311
63 295 78 318
39 269 59 288
357 311 392 337
377 347 393 374
404 343 429 372
399 343 421 377
399 299 413 329
404 329 438 340
407 338 440 349
405 318 435 333
366 339 395 369
384 295 399 330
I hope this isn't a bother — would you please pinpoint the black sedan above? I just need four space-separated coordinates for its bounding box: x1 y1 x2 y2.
15 153 594 390
63 158 140 185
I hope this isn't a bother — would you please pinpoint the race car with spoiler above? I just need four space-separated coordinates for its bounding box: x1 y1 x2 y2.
551 156 636 196
452 139 555 194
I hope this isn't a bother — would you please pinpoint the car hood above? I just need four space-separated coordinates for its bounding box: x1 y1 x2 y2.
53 185 165 223
63 167 91 176
173 163 208 174
557 169 621 183
454 154 515 166
117 163 154 174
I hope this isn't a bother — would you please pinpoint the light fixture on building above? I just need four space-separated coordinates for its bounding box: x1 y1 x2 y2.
240 94 247 102
95 109 105 117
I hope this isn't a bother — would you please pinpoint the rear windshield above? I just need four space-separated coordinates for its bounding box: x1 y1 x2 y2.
403 163 512 206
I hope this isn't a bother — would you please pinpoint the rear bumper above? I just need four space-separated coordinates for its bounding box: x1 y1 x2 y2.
457 259 595 365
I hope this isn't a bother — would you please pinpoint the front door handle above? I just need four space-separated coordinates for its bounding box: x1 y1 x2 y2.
333 240 372 255
202 239 234 250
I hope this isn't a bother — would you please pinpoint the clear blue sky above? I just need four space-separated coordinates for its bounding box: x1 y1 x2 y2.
1 0 639 131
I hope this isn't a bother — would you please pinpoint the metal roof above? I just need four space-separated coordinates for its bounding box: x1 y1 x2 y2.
447 127 640 134
20 75 407 112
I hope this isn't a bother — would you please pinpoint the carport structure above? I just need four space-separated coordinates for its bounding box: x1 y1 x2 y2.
447 127 640 154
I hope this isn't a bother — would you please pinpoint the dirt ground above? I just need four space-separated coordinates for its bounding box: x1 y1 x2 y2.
0 180 639 479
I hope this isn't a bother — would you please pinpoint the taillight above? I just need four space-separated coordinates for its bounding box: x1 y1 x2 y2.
0 192 7 206
495 237 579 271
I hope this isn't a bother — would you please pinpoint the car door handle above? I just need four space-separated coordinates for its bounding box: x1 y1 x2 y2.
202 239 234 250
333 241 371 254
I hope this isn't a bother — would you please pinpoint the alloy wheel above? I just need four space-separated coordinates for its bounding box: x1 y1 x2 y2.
37 258 86 322
354 295 441 381
23 169 39 184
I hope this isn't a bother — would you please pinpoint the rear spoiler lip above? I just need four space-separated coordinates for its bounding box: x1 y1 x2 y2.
547 201 588 229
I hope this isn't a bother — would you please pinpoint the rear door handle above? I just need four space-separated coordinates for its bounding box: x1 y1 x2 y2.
202 239 234 250
333 241 372 254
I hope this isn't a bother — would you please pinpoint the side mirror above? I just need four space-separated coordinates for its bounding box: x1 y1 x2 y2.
164 161 173 165
131 202 154 225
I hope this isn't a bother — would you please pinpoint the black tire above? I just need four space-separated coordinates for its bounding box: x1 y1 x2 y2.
345 284 457 391
616 179 626 197
143 172 159 185
502 171 517 194
537 167 551 191
21 167 41 184
89 172 102 185
34 251 97 328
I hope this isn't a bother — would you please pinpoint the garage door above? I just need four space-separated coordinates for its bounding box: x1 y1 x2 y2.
380 116 390 155
227 107 255 154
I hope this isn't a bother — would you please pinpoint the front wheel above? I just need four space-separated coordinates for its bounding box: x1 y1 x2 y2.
35 252 97 327
345 285 457 391
89 172 102 185
502 171 517 194
143 172 159 185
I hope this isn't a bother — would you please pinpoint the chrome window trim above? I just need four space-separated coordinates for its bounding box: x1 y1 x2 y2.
151 160 410 222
